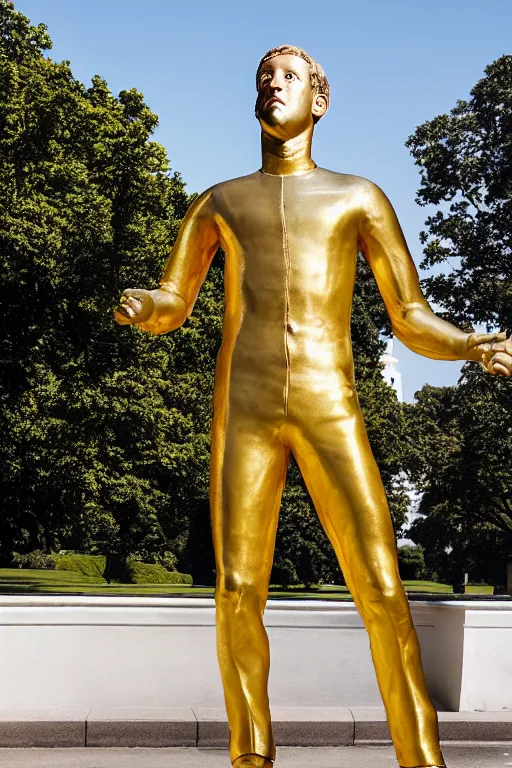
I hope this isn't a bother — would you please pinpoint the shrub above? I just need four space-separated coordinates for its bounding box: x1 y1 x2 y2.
124 559 193 585
397 545 426 581
55 553 106 579
12 550 56 570
161 551 178 571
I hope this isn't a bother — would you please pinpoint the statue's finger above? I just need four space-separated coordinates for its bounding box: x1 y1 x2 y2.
492 362 511 376
117 303 136 318
468 330 507 349
116 289 154 324
114 308 133 325
114 303 131 316
480 350 494 366
491 350 512 364
468 333 494 349
490 352 512 370
122 288 148 301
126 297 143 311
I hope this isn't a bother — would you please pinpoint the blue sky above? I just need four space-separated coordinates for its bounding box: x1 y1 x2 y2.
17 0 511 400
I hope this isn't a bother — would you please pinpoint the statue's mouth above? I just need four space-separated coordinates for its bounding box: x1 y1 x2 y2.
267 96 285 107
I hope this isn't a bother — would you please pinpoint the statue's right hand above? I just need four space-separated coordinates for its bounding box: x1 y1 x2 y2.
114 288 155 326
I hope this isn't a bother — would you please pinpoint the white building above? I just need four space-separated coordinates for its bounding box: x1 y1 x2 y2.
380 337 403 402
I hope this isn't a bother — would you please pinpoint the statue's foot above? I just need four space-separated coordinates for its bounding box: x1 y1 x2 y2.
232 755 273 767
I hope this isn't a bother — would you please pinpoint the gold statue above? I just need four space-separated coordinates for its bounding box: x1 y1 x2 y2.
115 45 512 768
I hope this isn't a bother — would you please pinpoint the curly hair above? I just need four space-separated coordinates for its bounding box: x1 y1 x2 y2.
256 45 330 115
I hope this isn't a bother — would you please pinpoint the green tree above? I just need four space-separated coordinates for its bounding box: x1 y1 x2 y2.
406 55 512 333
397 545 426 581
0 1 211 570
404 55 512 589
405 376 511 589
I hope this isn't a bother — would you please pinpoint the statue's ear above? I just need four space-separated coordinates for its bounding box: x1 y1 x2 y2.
312 92 328 120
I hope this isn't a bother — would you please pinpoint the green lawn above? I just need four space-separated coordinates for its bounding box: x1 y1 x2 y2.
465 584 494 595
402 580 453 594
0 569 211 596
0 569 454 599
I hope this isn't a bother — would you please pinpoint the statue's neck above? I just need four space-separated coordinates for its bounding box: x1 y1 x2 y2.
260 128 316 176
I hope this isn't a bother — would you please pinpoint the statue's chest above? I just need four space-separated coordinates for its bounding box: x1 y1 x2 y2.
215 175 358 300
221 187 342 258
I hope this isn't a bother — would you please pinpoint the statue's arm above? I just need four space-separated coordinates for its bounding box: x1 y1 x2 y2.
358 181 491 362
115 189 219 335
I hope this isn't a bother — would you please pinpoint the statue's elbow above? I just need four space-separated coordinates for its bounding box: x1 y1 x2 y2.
390 313 412 344
150 293 189 334
162 310 189 333
390 302 426 348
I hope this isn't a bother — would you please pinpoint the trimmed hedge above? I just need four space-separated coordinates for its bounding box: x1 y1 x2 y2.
55 554 106 579
125 559 193 585
12 550 56 570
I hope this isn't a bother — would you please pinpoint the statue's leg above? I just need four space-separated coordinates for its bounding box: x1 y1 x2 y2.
211 407 288 765
289 389 445 768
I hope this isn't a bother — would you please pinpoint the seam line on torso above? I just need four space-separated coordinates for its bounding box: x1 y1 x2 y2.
280 175 291 417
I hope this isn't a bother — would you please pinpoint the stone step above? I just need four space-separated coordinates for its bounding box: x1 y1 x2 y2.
0 708 510 748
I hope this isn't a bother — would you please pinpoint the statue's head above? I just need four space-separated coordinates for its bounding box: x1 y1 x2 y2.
255 45 330 140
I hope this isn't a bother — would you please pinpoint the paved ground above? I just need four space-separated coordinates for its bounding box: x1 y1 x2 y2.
0 746 511 767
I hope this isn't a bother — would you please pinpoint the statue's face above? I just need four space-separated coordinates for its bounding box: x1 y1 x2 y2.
256 54 326 139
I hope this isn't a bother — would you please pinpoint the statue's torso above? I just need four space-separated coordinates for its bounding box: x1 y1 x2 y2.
210 167 366 419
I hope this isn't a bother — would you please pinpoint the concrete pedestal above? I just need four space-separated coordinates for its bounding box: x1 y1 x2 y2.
0 596 510 712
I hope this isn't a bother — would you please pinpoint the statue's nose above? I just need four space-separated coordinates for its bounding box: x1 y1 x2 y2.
269 72 284 90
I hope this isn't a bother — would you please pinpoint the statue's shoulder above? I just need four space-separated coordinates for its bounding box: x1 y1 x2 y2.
212 171 262 193
315 168 378 194
204 172 261 211
315 169 386 216
200 172 265 217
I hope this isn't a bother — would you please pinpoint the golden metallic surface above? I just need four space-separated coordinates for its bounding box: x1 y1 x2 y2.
115 47 511 768
232 757 272 768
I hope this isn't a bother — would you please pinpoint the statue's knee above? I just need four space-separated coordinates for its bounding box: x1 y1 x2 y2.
216 572 261 613
362 573 408 619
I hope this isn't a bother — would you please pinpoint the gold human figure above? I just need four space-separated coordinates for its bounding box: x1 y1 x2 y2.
115 45 512 768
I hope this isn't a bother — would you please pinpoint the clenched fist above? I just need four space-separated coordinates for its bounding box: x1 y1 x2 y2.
480 334 512 377
114 289 156 327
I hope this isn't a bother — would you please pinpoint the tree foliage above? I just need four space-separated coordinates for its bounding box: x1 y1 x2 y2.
405 55 512 588
405 374 511 588
397 545 426 581
406 55 512 332
0 1 202 568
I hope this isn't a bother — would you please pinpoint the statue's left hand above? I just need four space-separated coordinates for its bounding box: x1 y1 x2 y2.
114 289 155 327
480 334 512 376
